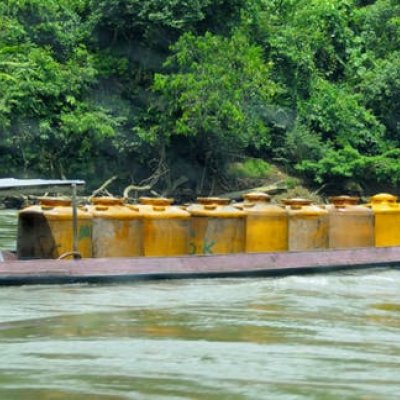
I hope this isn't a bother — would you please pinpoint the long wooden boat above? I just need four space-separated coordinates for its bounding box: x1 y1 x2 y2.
1 178 399 286
0 246 399 285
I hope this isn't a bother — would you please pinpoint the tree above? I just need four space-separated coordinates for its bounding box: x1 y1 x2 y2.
146 30 278 177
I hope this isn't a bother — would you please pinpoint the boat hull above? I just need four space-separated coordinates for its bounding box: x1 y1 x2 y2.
0 246 399 285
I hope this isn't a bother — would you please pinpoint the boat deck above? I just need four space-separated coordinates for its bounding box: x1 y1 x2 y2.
0 246 399 285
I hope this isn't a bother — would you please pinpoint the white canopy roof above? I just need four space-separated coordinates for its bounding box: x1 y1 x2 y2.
0 178 85 195
0 178 85 190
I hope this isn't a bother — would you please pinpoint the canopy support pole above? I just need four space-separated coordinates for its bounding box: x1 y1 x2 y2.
71 183 79 259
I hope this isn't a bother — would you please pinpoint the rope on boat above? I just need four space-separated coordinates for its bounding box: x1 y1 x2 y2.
57 251 82 260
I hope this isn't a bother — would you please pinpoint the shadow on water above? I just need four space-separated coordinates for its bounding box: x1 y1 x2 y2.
0 388 126 400
0 306 296 344
0 372 254 400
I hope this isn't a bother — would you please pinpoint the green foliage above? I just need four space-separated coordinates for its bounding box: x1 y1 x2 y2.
0 0 400 193
284 122 326 164
297 146 400 186
90 0 245 46
0 44 96 120
284 177 301 190
353 0 400 57
150 31 277 170
356 52 400 142
229 158 271 179
250 0 356 106
298 77 385 153
4 0 91 60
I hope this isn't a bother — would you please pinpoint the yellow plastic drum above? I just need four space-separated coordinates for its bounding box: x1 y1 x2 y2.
91 197 143 257
369 193 400 247
242 192 288 253
283 198 329 251
17 197 92 259
327 195 374 249
139 197 191 256
187 197 245 255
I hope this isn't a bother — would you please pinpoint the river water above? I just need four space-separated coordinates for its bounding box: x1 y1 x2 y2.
0 211 400 399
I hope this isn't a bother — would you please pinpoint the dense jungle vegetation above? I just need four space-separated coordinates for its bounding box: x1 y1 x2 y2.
0 0 399 197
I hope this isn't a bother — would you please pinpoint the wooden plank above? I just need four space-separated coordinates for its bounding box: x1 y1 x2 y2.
221 181 287 200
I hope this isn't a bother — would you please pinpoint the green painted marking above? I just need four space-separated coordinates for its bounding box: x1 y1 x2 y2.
189 242 196 255
78 225 92 240
203 240 216 254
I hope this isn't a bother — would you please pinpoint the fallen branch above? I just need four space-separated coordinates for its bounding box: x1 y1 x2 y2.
89 176 117 199
123 184 152 199
221 180 288 201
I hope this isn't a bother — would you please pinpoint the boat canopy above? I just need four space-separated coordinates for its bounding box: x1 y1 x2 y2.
0 178 85 195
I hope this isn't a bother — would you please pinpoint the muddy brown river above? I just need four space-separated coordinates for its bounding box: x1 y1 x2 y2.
0 210 399 399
